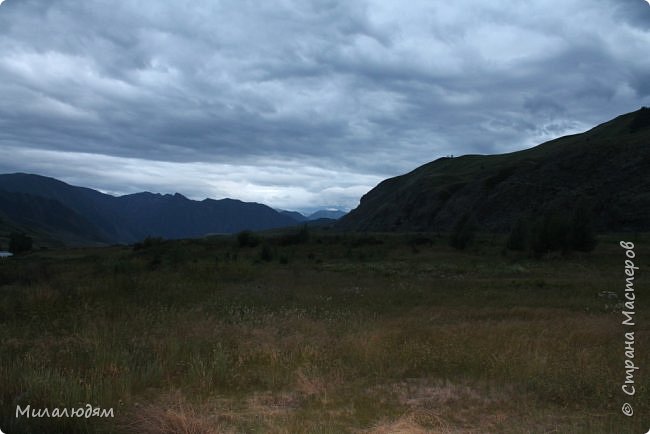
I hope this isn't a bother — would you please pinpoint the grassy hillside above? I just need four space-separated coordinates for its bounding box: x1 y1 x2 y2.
0 231 647 433
338 108 650 232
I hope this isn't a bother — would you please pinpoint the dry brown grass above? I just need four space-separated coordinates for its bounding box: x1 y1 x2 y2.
363 379 516 434
362 407 468 434
364 415 436 434
123 392 231 434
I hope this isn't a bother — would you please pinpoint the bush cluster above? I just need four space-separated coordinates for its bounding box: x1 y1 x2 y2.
259 244 274 262
237 230 260 248
507 202 597 256
279 226 310 246
9 232 33 254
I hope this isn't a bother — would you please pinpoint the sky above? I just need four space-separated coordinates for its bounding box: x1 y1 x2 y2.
0 0 649 214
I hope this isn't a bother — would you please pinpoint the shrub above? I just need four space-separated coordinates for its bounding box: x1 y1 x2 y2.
524 201 596 257
449 213 477 250
529 211 570 257
237 230 260 248
259 244 273 262
148 255 162 270
224 251 238 262
9 232 32 254
279 225 310 246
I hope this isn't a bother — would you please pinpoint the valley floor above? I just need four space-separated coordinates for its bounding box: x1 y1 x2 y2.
0 232 648 433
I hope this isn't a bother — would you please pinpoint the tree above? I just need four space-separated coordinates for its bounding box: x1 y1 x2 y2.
279 225 310 246
237 230 260 247
509 201 597 258
569 201 597 252
9 232 32 254
529 211 570 257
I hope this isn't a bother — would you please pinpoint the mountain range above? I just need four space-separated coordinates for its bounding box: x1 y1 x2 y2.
280 209 347 221
1 108 648 246
0 174 326 245
337 107 650 232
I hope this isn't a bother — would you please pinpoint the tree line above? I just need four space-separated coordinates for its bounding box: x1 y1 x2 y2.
449 201 597 256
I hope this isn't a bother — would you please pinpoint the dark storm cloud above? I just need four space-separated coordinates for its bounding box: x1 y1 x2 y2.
0 0 649 210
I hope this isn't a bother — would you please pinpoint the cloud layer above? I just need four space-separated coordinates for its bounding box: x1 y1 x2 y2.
1 0 649 211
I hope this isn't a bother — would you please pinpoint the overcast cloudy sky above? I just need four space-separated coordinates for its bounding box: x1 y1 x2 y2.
0 0 649 213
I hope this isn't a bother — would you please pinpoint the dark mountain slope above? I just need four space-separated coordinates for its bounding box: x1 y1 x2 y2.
0 173 130 241
116 193 297 239
0 189 107 244
337 107 650 232
279 210 308 222
0 174 298 244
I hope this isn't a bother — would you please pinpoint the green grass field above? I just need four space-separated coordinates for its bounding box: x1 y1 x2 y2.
0 232 648 433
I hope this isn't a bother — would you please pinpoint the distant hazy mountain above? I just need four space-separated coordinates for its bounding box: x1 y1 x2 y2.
279 209 346 222
0 174 297 244
307 210 347 220
337 107 650 232
279 210 308 222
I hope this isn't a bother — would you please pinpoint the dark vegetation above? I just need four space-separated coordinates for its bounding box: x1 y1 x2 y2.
278 225 310 246
506 202 597 257
8 232 33 254
236 230 261 248
0 230 648 433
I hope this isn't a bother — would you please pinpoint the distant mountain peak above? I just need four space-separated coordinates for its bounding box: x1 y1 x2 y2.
279 210 307 222
307 209 347 220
